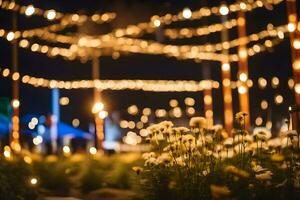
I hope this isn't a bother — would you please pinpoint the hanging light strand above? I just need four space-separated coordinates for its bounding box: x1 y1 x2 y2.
0 1 116 23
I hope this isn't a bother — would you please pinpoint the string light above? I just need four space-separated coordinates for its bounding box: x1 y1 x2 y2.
219 5 229 16
153 19 161 27
0 1 116 23
11 99 20 108
182 7 192 19
72 118 80 127
25 5 35 16
6 31 15 41
89 147 97 155
261 100 268 110
99 110 108 119
106 0 283 40
274 94 283 104
255 117 263 126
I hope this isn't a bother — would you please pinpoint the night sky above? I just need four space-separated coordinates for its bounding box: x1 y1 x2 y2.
0 0 299 133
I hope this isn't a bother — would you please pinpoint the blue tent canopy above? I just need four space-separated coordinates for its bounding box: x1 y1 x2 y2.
57 122 92 139
0 114 10 136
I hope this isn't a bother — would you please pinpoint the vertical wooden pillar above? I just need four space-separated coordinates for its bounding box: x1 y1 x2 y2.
237 10 250 129
204 85 213 127
10 1 20 151
220 10 233 133
286 0 300 104
92 56 104 149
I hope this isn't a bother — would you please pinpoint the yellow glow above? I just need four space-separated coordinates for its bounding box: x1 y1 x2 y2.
72 118 80 127
293 60 300 70
2 68 10 77
271 77 279 88
6 31 15 41
153 19 161 27
186 107 195 116
89 147 97 155
12 72 20 80
287 23 296 32
31 117 38 125
128 105 138 115
182 7 192 19
204 95 212 105
169 99 178 107
19 39 29 48
136 121 143 129
142 108 151 115
25 5 35 16
141 115 148 123
46 10 56 20
63 146 71 154
219 5 229 16
33 136 43 145
258 77 267 89
139 129 148 137
266 121 272 129
120 120 128 128
238 48 247 59
295 84 300 94
128 121 135 129
205 110 213 118
173 107 182 118
255 117 263 126
239 73 248 82
11 99 20 108
30 178 38 185
155 109 167 117
238 86 247 94
3 150 11 158
221 63 230 71
92 102 104 113
288 78 294 89
274 94 283 105
184 97 195 106
60 97 70 105
24 156 32 164
98 110 108 119
261 100 268 110
293 39 300 49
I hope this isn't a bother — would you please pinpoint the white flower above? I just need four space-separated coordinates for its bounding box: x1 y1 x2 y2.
285 130 298 138
189 117 207 128
253 128 272 140
223 138 234 147
255 171 273 181
145 157 158 166
157 153 172 164
235 112 247 124
252 165 267 173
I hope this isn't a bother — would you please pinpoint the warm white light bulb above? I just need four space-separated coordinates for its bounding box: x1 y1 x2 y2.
182 7 192 19
46 10 56 20
219 5 229 16
25 5 35 16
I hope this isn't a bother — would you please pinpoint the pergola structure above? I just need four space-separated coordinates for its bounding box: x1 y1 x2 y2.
0 0 299 150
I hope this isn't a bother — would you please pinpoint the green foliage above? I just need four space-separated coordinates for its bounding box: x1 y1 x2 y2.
0 157 37 200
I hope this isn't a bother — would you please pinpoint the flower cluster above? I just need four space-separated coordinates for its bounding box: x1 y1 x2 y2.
134 114 300 200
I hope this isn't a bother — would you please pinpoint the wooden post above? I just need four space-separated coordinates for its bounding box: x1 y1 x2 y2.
220 9 233 133
92 56 104 149
237 10 250 129
10 1 20 152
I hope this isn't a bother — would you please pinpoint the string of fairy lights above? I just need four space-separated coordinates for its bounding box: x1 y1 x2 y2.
0 66 294 92
107 0 284 39
0 0 290 63
0 0 116 23
0 24 288 62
